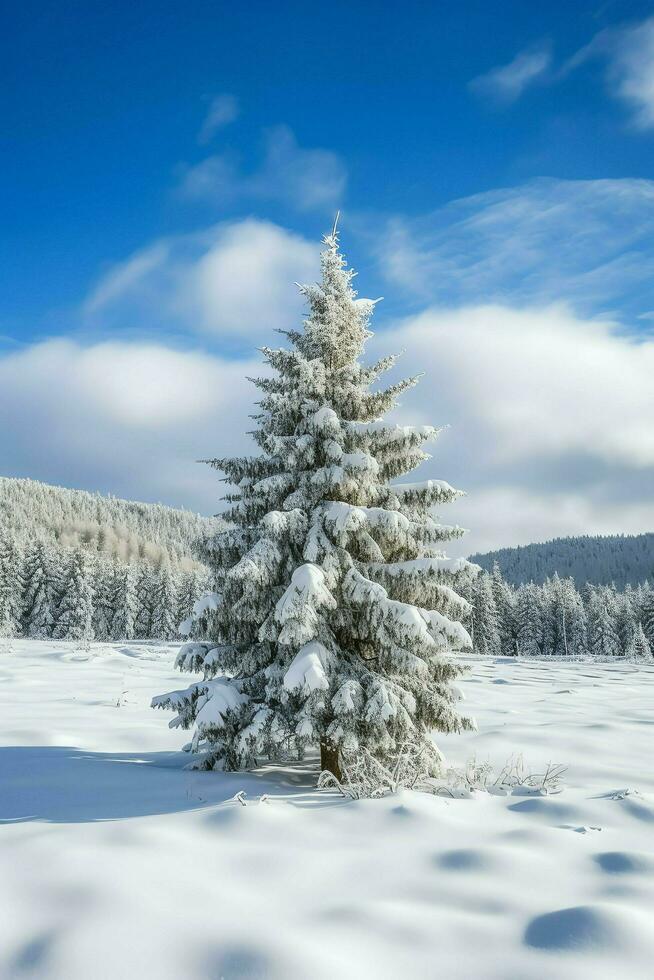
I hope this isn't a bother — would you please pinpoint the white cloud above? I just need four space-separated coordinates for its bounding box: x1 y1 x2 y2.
84 243 170 315
182 221 318 335
470 46 551 103
198 94 239 144
23 182 654 554
0 339 256 511
3 300 653 553
379 302 654 554
179 125 347 212
388 304 654 469
84 218 319 342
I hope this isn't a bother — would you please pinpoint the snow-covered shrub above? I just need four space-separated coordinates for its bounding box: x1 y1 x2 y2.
318 742 435 799
436 754 567 797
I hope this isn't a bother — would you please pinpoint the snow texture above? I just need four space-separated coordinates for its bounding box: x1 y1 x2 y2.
2 640 654 979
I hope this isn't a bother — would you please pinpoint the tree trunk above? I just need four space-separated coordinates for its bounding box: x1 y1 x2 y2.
320 738 342 781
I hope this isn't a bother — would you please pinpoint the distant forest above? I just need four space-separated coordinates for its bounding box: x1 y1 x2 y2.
471 533 654 589
0 477 222 642
0 477 220 570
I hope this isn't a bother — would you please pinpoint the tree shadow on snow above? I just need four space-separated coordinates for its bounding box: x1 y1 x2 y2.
0 746 332 824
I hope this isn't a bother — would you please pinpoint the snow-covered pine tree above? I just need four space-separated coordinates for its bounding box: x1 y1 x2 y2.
21 541 56 638
52 547 94 643
470 574 501 656
490 562 518 655
151 564 179 640
91 558 114 641
542 574 587 657
153 225 479 776
627 622 652 661
514 582 543 656
111 562 137 640
639 585 654 650
0 538 23 637
614 585 636 656
135 564 157 639
176 570 204 638
587 588 621 658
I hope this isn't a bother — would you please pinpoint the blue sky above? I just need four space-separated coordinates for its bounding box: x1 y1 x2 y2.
2 1 654 553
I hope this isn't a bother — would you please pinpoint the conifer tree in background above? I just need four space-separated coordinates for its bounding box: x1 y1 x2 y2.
628 622 652 661
52 547 94 643
176 570 204 637
135 564 157 639
491 562 517 654
153 225 479 775
91 559 115 641
111 563 138 640
0 539 23 637
587 589 622 658
618 585 637 653
470 574 501 656
639 585 654 650
22 541 55 638
514 582 543 656
151 565 179 640
542 574 587 657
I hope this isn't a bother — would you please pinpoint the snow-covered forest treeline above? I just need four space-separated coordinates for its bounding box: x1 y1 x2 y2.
469 565 654 660
0 477 219 641
0 538 209 643
472 532 654 589
0 476 220 569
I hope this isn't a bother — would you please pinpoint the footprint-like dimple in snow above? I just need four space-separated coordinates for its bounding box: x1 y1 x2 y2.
389 803 415 819
622 799 654 824
203 805 243 828
205 943 277 980
524 905 626 951
594 851 653 874
435 848 498 871
508 798 580 822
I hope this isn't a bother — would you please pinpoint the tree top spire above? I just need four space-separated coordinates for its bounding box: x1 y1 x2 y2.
323 210 341 250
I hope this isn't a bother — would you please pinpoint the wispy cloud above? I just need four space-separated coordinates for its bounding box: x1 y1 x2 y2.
84 242 170 315
609 17 654 128
372 177 654 323
469 45 551 103
563 16 654 128
471 17 654 128
84 218 319 344
179 125 347 212
197 93 239 143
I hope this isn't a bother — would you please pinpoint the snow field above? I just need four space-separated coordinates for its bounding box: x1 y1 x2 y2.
1 641 654 979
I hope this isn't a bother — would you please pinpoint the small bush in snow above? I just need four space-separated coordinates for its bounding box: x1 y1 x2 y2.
437 753 567 797
318 742 436 799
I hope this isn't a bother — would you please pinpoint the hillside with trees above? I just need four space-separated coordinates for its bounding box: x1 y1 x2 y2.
0 477 220 643
467 564 653 660
471 533 654 589
0 476 220 569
